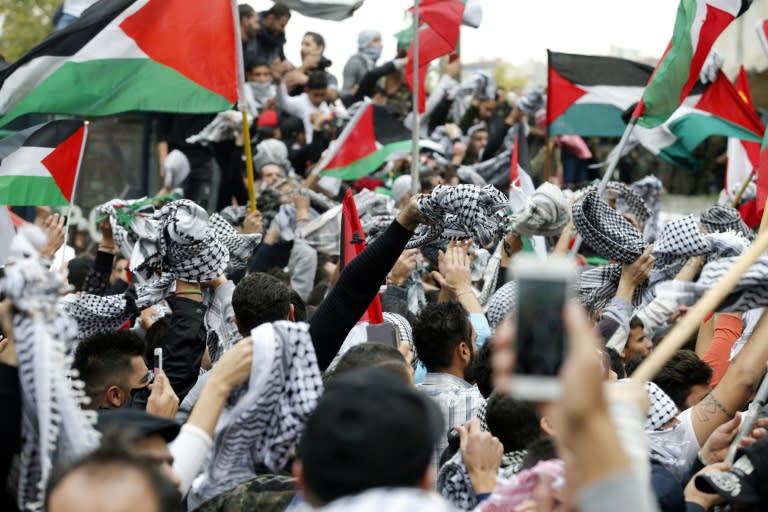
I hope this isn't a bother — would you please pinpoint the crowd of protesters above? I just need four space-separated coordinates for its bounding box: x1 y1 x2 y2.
2 2 768 512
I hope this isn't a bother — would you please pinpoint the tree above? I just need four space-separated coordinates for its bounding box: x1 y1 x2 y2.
0 0 59 63
493 61 529 93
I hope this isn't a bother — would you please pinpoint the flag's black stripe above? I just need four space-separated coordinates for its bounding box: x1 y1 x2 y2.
0 120 82 161
373 105 411 144
739 0 753 16
548 50 653 87
0 0 135 86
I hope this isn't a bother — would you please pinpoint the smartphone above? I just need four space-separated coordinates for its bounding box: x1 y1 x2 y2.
366 323 400 349
153 347 163 377
510 255 576 402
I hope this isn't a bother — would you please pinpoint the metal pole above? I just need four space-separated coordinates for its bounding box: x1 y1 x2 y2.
410 0 421 195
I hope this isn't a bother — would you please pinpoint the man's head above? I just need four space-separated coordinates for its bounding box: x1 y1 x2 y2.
259 163 285 187
412 301 476 380
484 394 541 453
328 343 413 384
653 350 712 410
45 432 182 512
306 71 328 107
238 4 260 40
357 30 383 63
295 367 443 506
621 316 652 361
74 331 149 409
246 57 272 84
110 257 128 285
468 126 489 154
261 2 291 35
232 272 291 335
477 98 497 120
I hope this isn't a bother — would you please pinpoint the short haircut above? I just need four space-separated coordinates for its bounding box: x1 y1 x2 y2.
67 256 93 292
266 266 291 286
73 331 146 403
520 437 558 470
629 316 645 330
232 272 291 334
265 2 291 18
306 70 328 91
245 57 270 72
484 393 540 452
327 343 410 383
45 430 182 512
653 350 713 410
290 289 307 322
304 31 325 48
412 301 472 372
623 355 645 377
238 3 255 20
473 342 493 399
605 347 626 379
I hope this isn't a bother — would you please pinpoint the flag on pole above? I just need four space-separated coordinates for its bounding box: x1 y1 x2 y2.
509 122 535 212
636 0 753 128
547 51 653 137
734 65 753 106
277 0 364 21
339 189 383 324
0 0 240 127
726 66 760 199
757 19 768 56
0 120 87 206
317 100 412 180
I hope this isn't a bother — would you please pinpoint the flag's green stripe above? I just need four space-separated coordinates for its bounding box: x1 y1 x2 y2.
638 0 697 128
321 140 413 180
657 139 701 170
0 175 68 206
548 103 628 137
0 59 232 127
669 113 763 153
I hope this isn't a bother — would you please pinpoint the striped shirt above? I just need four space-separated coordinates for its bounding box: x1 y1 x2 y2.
418 373 485 468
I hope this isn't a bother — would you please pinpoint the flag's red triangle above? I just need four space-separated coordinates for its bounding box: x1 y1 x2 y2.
419 0 463 49
695 71 764 138
120 0 238 104
546 66 588 126
41 125 85 202
406 26 455 112
509 127 520 187
324 104 377 169
735 65 754 107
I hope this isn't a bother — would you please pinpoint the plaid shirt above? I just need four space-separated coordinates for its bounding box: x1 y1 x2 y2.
418 373 485 468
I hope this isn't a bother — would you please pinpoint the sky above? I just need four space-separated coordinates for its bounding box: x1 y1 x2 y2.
245 0 681 81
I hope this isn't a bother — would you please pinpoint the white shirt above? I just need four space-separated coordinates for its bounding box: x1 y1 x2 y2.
276 82 329 144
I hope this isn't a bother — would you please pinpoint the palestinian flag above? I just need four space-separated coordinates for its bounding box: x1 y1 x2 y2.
0 120 87 206
340 189 383 324
278 0 364 21
509 121 535 212
726 66 760 198
632 70 763 170
636 0 753 128
317 100 412 180
547 51 653 137
0 0 239 127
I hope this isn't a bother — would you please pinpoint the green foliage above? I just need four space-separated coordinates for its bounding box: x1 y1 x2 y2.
0 0 59 62
493 61 528 93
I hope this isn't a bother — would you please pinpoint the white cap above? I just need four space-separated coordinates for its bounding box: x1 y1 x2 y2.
391 175 412 204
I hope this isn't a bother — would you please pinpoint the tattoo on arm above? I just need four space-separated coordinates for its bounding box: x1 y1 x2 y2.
695 393 733 424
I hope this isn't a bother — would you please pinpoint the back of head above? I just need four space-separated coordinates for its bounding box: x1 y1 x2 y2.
67 257 93 292
232 272 290 334
265 2 291 19
653 350 712 410
307 70 328 91
238 3 255 20
290 289 307 322
328 343 411 384
412 301 471 372
299 367 442 506
485 394 540 453
74 331 146 406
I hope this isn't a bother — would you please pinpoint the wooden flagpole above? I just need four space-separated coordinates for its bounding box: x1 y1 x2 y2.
730 172 754 208
410 0 421 196
242 111 258 212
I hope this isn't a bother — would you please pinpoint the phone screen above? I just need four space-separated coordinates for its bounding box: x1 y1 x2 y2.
366 323 399 348
153 347 163 377
515 277 567 377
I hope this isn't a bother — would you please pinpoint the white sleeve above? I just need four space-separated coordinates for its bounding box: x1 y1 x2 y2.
169 423 213 496
276 81 305 118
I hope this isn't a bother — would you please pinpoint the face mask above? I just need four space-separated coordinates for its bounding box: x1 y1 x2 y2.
248 82 275 104
360 43 382 63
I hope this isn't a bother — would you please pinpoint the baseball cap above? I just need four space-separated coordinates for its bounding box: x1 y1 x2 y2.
695 437 768 505
96 408 181 443
298 367 444 504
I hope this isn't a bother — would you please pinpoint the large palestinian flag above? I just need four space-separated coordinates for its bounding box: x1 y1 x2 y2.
317 100 412 180
0 0 239 127
633 70 763 170
0 120 87 206
636 0 753 128
547 51 653 137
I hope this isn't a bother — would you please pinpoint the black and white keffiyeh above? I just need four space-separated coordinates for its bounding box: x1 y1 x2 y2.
577 264 645 312
406 184 509 249
486 281 517 329
700 206 755 241
58 291 139 342
209 213 262 274
587 181 652 224
507 183 569 238
383 312 418 369
572 190 645 263
2 257 100 511
631 175 663 242
95 198 157 261
645 381 678 431
437 451 477 511
193 321 323 502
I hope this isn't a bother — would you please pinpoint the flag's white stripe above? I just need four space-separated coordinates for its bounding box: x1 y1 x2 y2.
0 146 53 178
574 85 645 110
0 208 16 265
71 0 150 62
691 1 741 51
0 56 69 113
726 137 755 194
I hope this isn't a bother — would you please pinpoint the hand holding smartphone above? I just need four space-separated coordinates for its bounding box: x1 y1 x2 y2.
153 347 163 378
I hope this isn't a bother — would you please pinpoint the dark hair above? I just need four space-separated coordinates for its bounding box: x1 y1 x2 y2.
306 70 328 91
473 342 493 398
238 3 255 20
327 343 411 383
629 316 645 330
245 56 270 72
306 282 329 307
605 347 626 379
485 394 540 452
73 331 146 405
145 317 170 364
304 31 325 49
232 272 290 334
67 256 93 292
45 430 182 512
653 350 713 410
623 355 645 377
265 2 291 19
266 266 291 286
412 301 472 372
290 289 307 322
520 437 558 470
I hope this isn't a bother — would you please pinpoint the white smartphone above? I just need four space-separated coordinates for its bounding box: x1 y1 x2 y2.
153 347 163 378
510 254 576 402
